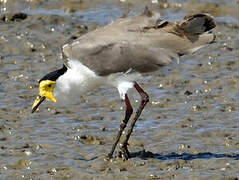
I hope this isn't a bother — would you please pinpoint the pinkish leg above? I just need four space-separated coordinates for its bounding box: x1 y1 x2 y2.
119 82 149 160
107 94 133 159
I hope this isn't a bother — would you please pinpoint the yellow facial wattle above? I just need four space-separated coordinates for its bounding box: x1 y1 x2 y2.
39 80 57 103
31 80 57 113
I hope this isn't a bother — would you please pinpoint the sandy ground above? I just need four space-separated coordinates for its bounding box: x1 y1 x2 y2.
0 0 239 179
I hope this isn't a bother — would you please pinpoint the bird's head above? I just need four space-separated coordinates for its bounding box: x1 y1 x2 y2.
31 80 57 113
31 64 67 113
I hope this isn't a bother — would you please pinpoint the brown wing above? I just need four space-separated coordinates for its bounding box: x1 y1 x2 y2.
62 12 215 76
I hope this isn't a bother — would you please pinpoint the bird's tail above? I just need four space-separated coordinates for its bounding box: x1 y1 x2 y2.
180 14 216 35
177 13 216 55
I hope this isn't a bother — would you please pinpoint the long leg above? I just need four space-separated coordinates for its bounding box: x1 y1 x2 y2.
120 82 149 159
107 94 133 159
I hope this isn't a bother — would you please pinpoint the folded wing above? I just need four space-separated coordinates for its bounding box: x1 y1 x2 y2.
62 10 216 76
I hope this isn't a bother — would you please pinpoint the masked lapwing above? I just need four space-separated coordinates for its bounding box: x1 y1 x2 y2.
31 8 216 159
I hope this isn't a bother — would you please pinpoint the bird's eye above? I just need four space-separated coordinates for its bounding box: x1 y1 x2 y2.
48 84 52 88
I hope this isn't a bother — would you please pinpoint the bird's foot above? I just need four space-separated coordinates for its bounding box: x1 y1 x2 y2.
118 143 130 160
105 152 114 161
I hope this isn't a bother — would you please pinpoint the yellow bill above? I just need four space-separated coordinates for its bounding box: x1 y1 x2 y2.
32 95 46 113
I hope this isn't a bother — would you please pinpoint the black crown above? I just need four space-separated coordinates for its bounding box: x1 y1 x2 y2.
39 64 67 83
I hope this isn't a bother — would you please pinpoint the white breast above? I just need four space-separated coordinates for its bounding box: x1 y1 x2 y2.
54 60 103 103
54 60 142 104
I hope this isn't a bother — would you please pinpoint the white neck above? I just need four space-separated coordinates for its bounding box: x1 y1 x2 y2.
53 60 103 103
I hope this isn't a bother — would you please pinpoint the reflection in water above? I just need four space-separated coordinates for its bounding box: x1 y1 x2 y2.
131 150 239 160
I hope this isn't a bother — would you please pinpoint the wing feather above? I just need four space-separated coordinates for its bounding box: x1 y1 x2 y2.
62 12 215 76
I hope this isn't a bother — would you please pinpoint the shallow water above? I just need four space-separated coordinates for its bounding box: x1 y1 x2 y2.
0 0 239 179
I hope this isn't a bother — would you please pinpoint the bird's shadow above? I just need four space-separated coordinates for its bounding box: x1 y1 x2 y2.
130 150 239 161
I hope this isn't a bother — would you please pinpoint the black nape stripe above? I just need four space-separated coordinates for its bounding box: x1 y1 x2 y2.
39 64 67 83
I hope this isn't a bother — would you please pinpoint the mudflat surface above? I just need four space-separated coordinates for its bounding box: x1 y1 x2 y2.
0 0 239 179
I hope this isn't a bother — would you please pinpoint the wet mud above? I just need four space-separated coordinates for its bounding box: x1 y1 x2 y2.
0 0 239 179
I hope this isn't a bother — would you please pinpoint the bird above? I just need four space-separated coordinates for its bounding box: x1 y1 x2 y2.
31 7 216 160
